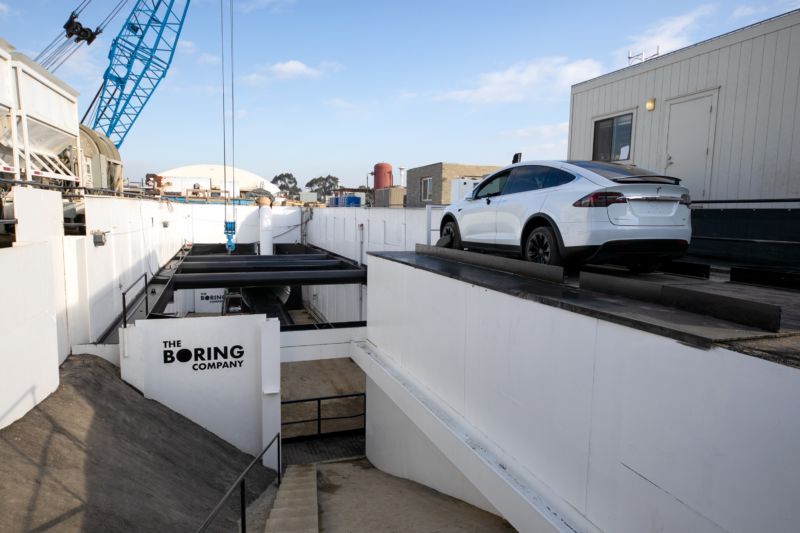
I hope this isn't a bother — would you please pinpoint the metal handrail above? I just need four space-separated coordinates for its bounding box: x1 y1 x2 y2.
121 272 148 328
282 393 366 437
196 432 282 533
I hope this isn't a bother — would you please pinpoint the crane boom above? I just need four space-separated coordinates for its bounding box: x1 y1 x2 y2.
91 0 190 147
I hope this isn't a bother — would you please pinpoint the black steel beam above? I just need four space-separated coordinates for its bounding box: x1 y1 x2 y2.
179 260 345 273
730 266 800 290
183 253 329 262
172 270 367 289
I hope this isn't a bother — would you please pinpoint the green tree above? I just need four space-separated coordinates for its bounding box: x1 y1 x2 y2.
271 173 301 199
305 175 340 201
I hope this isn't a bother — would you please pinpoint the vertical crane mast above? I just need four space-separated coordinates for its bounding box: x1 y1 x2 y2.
91 0 190 147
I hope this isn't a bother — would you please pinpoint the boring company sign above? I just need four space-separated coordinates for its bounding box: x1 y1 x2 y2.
120 314 280 455
162 339 245 371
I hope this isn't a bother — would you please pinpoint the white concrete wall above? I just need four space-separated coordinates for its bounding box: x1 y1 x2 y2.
0 242 60 429
366 377 498 514
362 255 800 533
121 314 281 464
305 207 444 264
303 207 442 323
0 194 301 428
13 187 70 362
83 197 190 341
280 326 366 363
302 284 365 323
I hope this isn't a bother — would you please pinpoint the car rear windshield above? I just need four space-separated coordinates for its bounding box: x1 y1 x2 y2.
566 161 680 184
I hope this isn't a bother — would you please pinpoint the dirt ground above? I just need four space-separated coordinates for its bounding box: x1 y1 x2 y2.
281 358 365 438
0 355 274 533
317 458 516 533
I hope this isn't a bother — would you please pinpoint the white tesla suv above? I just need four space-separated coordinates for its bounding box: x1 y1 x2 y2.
440 161 692 268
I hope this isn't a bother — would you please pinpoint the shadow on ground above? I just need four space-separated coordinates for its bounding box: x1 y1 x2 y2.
0 354 275 532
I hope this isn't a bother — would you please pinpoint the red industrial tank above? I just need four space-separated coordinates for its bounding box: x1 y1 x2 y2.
373 163 393 189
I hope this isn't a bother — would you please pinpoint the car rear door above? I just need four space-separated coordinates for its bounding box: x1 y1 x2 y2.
603 183 690 226
457 170 510 245
494 165 570 247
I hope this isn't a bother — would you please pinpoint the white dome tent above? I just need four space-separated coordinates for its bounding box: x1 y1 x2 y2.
158 164 280 197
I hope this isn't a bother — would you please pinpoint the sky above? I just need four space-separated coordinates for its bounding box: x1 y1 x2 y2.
1 0 798 187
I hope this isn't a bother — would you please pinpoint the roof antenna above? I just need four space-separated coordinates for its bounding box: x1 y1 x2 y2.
512 152 522 164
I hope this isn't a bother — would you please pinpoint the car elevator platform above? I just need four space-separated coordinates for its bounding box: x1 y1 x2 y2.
98 243 367 343
371 245 800 369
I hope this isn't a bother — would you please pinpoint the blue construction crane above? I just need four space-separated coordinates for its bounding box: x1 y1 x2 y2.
89 0 190 147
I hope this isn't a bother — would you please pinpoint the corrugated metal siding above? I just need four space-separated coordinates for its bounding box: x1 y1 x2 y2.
569 12 800 202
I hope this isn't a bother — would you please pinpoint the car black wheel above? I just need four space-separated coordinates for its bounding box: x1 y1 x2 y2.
440 221 462 249
524 226 563 266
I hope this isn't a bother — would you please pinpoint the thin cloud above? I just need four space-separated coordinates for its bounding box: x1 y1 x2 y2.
731 5 768 18
0 3 9 18
270 60 321 79
326 97 356 110
503 122 569 160
243 59 338 86
620 4 716 65
441 57 604 103
197 53 221 65
178 40 196 55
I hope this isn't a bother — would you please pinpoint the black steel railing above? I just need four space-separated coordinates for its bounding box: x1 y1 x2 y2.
282 393 366 437
121 272 148 328
196 432 281 533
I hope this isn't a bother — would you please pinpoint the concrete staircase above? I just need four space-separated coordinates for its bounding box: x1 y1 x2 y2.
264 464 318 533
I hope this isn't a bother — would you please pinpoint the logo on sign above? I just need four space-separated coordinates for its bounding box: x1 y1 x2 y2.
200 293 223 302
162 340 244 371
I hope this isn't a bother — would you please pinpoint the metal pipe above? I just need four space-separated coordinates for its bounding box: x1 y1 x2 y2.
0 219 18 224
240 479 246 533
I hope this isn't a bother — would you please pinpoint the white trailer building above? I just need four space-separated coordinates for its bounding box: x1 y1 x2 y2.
568 10 800 265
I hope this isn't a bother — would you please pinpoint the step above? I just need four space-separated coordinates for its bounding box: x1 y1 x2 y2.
264 515 318 532
263 464 318 533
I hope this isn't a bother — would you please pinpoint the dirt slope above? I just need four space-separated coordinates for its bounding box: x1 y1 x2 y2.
0 355 274 533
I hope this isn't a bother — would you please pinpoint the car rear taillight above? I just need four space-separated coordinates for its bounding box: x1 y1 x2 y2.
680 193 691 205
573 192 627 207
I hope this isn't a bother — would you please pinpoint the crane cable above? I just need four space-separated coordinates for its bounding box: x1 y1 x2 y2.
35 0 93 62
37 0 130 71
219 0 229 227
219 0 238 253
229 0 237 226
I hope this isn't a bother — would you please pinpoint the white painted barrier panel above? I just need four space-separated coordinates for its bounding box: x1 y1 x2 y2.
280 326 366 363
306 207 443 264
0 242 60 429
13 186 70 363
121 315 281 463
363 255 800 533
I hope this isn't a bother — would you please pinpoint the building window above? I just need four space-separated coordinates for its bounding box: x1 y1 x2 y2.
420 177 432 202
593 113 633 161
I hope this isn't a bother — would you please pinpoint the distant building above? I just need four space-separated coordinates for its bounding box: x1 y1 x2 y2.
406 163 501 207
158 164 280 197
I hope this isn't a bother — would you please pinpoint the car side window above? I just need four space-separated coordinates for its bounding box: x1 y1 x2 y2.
474 170 511 199
502 165 550 195
544 168 575 188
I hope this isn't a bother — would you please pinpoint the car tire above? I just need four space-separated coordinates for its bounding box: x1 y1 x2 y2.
524 226 563 266
441 220 462 249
